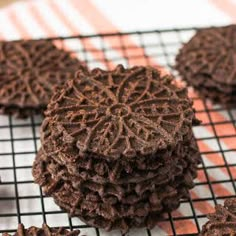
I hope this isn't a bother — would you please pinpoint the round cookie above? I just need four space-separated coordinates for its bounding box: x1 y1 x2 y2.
33 65 201 233
175 25 236 107
0 40 87 118
200 198 236 236
2 223 81 236
45 65 199 160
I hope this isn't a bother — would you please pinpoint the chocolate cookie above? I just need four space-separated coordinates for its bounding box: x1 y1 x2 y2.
45 65 199 159
0 40 87 118
33 148 197 232
200 198 236 236
40 120 199 184
33 65 200 233
2 223 81 236
175 25 236 107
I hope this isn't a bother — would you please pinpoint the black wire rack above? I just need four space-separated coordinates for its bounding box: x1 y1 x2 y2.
0 27 236 236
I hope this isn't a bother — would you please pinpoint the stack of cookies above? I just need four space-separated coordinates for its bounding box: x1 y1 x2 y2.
176 25 236 107
33 65 201 233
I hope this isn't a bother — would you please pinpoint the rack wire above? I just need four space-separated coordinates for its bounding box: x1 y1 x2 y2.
0 27 236 236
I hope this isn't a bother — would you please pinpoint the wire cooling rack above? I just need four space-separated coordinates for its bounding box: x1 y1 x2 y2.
0 27 236 236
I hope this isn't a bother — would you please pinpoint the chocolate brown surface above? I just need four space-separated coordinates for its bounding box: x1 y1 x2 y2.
175 25 236 107
33 135 200 233
40 125 200 184
33 65 200 233
32 148 197 233
200 198 236 236
2 223 81 236
45 65 198 160
0 39 87 117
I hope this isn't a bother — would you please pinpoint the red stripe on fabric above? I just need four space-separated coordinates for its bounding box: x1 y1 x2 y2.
194 141 236 199
157 215 198 234
190 191 215 213
165 209 198 234
27 3 56 37
209 0 236 21
49 0 115 69
70 0 158 67
174 220 198 235
156 221 173 235
195 167 234 199
27 1 114 68
0 32 4 40
191 93 236 149
7 9 32 38
206 0 236 144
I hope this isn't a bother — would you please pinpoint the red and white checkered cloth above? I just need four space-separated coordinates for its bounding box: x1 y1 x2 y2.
0 0 236 235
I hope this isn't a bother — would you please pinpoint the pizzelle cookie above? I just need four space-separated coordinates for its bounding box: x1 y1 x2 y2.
33 147 199 232
0 40 87 118
33 65 201 233
200 198 236 236
2 223 81 236
45 65 198 159
176 25 236 107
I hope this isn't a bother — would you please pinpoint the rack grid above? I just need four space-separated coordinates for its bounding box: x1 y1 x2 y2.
0 27 236 236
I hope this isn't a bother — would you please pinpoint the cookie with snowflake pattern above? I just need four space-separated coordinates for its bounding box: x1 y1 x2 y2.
176 25 236 107
0 39 87 118
46 64 199 160
33 65 200 233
